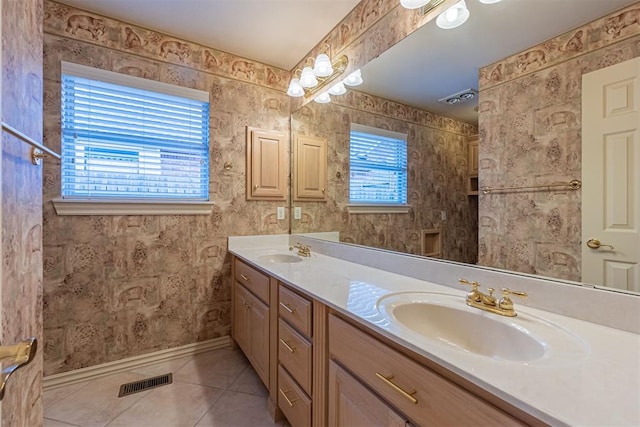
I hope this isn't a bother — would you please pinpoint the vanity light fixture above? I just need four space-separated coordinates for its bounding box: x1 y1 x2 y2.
286 52 359 100
401 0 502 29
436 0 469 29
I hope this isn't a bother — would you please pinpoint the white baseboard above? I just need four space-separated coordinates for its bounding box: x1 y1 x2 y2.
44 336 232 390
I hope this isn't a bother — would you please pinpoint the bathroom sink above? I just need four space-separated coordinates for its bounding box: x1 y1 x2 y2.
256 253 303 264
377 292 585 362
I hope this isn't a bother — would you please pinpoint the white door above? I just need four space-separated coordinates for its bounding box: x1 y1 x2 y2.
582 57 640 292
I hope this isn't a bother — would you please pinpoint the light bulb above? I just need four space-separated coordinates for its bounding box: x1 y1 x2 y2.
436 0 469 29
286 78 305 97
400 0 430 9
300 66 318 88
328 81 347 96
313 53 333 77
343 69 363 87
314 92 331 104
478 0 501 3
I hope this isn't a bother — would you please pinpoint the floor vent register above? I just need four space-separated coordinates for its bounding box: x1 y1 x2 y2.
118 373 173 397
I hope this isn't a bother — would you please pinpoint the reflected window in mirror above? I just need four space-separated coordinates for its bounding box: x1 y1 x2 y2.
348 124 409 214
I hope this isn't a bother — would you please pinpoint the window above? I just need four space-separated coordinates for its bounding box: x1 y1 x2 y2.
54 62 212 215
349 123 409 213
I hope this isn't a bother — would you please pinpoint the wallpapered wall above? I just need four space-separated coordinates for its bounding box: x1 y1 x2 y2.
292 91 478 263
477 3 640 281
2 0 45 423
42 1 291 375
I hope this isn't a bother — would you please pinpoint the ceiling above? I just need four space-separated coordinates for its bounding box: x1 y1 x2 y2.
55 0 361 70
56 0 637 125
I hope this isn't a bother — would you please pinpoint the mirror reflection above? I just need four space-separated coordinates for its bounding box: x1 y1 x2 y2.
290 0 640 293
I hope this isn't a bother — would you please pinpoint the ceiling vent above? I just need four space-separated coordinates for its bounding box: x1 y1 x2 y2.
438 88 478 105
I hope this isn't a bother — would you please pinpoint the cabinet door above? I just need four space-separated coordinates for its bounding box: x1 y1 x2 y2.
233 283 251 354
328 361 407 427
293 134 327 201
234 282 270 388
248 293 270 387
246 127 287 200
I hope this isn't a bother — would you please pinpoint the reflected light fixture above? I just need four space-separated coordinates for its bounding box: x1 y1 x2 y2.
343 69 363 87
478 0 501 3
436 0 469 29
314 91 331 104
328 81 347 96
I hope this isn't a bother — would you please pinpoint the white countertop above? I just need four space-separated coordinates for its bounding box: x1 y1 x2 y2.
228 239 640 426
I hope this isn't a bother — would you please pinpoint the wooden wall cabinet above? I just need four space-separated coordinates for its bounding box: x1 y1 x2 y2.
246 127 287 200
293 134 327 201
467 135 479 196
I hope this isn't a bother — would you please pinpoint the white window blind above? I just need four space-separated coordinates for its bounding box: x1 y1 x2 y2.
349 124 408 204
61 62 210 200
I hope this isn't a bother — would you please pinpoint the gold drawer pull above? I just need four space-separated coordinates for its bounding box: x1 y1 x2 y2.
279 388 296 407
279 338 296 353
279 302 294 314
375 372 418 405
239 274 251 282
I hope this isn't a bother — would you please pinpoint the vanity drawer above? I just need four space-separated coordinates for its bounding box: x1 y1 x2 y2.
328 315 525 427
278 284 312 337
278 319 312 395
234 258 269 304
278 364 312 427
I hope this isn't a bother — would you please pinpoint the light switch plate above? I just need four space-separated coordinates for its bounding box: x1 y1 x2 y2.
277 206 285 220
294 207 302 219
441 210 447 221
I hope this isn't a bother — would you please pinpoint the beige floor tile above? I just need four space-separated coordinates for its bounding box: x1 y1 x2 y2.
107 381 224 427
128 355 194 377
44 372 151 427
195 390 280 427
43 382 89 409
228 365 268 397
44 419 81 427
174 348 248 389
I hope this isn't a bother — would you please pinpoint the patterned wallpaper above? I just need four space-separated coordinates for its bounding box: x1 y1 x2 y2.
42 1 290 375
2 0 44 423
292 90 478 263
477 3 640 281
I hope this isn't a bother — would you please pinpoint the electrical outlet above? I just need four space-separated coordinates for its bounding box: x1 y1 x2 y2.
441 210 447 221
277 206 285 220
294 207 302 220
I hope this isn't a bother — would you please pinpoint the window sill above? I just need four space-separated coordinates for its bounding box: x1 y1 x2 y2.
347 204 411 214
52 198 214 216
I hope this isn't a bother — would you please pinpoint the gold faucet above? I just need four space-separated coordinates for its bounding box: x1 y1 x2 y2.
459 279 527 317
289 242 311 257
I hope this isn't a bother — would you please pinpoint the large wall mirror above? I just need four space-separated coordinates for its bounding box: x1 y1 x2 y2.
290 0 640 294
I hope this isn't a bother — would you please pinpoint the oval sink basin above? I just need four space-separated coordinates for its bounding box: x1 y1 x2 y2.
256 253 303 264
377 292 585 362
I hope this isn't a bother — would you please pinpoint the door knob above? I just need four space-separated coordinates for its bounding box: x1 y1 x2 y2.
586 238 614 250
0 338 37 400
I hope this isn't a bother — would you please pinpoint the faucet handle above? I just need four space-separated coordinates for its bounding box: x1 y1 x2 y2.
499 288 527 313
458 278 479 290
459 279 481 303
501 288 527 299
